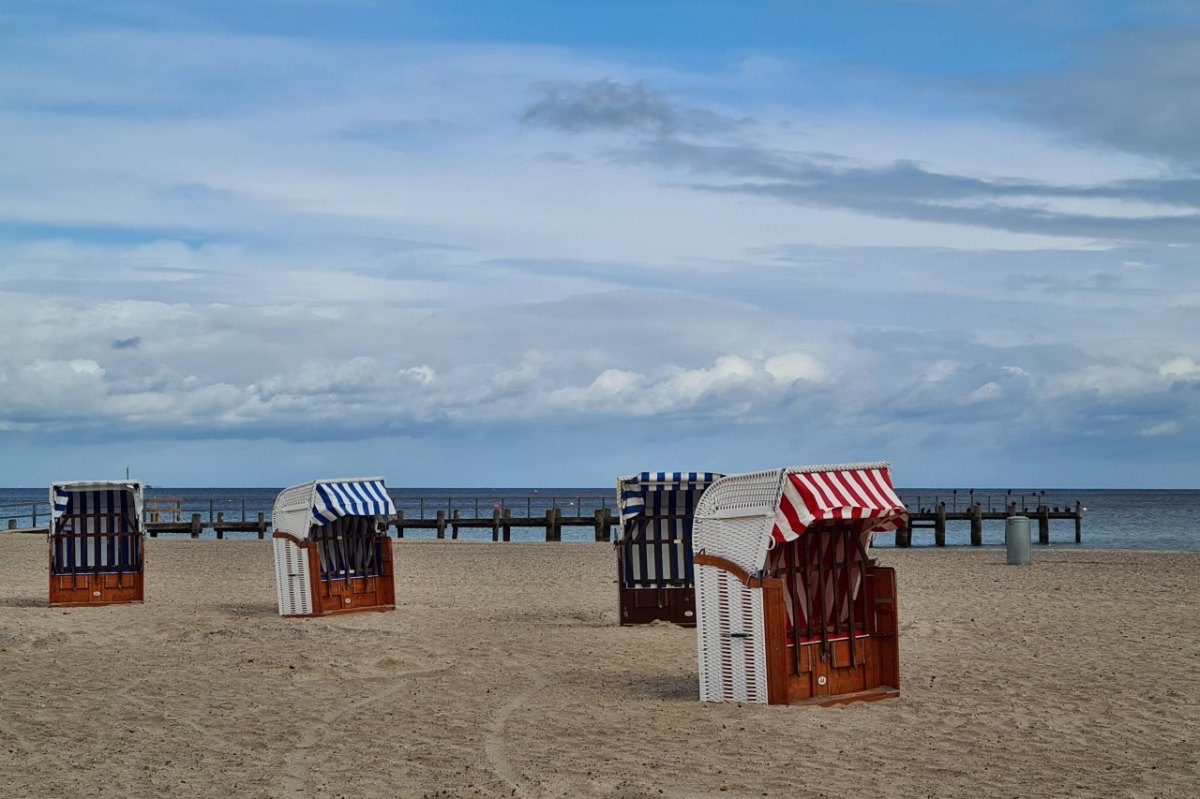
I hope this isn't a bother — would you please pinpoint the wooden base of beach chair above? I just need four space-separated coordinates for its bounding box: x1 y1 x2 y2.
273 533 395 617
618 585 697 627
310 558 396 617
49 571 144 607
773 566 900 706
696 554 899 706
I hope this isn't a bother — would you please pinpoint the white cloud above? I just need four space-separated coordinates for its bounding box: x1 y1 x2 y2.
1159 356 1200 379
1141 421 1180 437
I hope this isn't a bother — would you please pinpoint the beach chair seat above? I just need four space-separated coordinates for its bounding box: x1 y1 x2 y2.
48 481 146 606
271 477 396 617
615 472 722 626
693 463 907 705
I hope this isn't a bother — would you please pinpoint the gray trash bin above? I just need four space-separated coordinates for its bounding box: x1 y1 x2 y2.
1005 515 1031 565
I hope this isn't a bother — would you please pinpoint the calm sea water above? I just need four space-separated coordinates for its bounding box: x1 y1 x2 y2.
2 486 1198 551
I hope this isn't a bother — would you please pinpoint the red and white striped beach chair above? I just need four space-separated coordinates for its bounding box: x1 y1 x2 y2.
693 463 908 705
48 481 146 607
615 472 723 626
271 477 397 617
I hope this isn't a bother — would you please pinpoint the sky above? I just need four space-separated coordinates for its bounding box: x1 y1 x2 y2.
2 0 1199 488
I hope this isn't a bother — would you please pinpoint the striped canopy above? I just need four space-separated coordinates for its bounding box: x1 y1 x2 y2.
770 463 907 543
311 479 395 525
272 477 396 540
50 481 145 526
617 472 723 527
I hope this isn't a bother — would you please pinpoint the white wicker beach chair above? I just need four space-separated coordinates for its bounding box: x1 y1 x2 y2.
271 477 397 617
693 463 908 705
48 480 146 606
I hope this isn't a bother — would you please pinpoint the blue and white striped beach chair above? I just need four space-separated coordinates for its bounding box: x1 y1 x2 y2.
48 481 145 606
614 471 723 626
271 477 397 617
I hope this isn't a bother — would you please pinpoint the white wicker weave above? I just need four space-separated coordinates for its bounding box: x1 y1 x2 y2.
692 469 784 574
695 564 768 703
273 536 313 616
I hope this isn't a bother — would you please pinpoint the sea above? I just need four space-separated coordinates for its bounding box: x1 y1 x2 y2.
2 486 1198 551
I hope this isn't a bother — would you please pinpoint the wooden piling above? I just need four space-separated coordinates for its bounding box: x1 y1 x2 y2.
394 509 405 538
451 509 460 540
216 511 224 539
935 503 947 547
1038 505 1050 545
491 507 501 542
190 513 201 539
970 504 983 546
1075 501 1082 543
257 512 266 539
896 518 912 548
502 508 512 542
593 508 611 542
435 510 446 540
545 508 562 542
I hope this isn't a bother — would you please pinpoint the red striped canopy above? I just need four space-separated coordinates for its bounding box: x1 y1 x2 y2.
770 464 908 543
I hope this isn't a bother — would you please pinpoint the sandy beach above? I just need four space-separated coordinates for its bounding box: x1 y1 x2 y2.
1 535 1197 798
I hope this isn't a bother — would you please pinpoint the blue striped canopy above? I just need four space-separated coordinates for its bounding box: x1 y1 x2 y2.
311 479 396 526
618 472 723 525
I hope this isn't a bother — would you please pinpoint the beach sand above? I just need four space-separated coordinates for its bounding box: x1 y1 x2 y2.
1 536 1197 798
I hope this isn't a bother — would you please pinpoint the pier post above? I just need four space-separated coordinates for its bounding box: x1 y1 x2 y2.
593 509 608 542
970 504 983 546
1038 505 1050 545
451 509 460 540
394 509 405 538
257 512 266 539
190 513 201 539
502 508 512 542
216 512 224 539
935 503 947 547
1075 501 1082 543
545 508 562 542
8 519 15 530
896 517 912 548
436 510 446 540
491 507 501 542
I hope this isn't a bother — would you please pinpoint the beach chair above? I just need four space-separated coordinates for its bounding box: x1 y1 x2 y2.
692 463 908 706
48 481 146 607
271 477 397 617
614 472 723 626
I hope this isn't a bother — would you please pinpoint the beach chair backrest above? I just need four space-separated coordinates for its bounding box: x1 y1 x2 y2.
616 472 722 588
314 514 382 580
50 483 144 575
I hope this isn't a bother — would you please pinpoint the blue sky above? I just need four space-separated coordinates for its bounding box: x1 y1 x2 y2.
2 0 1199 488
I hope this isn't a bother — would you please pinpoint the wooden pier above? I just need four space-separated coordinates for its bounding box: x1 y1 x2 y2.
3 493 1086 546
896 501 1084 547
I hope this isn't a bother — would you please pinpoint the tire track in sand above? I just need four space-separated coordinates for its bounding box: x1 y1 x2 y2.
483 676 547 799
